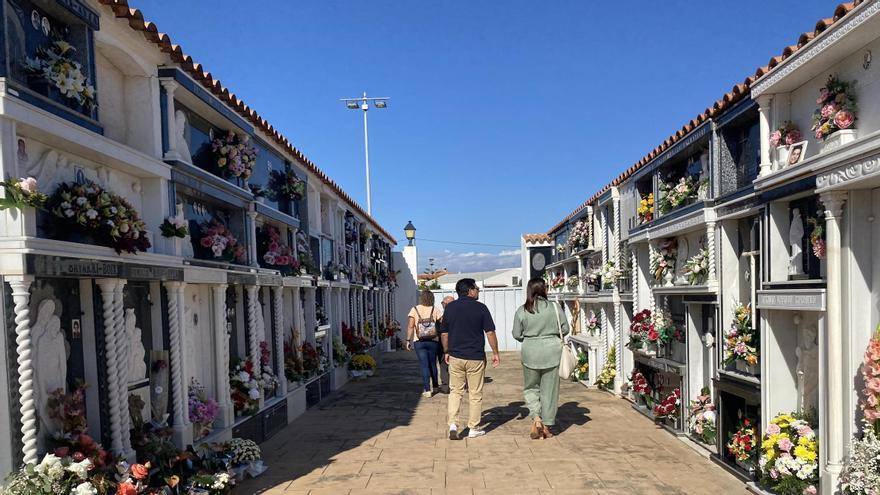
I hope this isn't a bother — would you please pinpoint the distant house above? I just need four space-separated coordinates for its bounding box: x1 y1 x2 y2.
435 268 521 290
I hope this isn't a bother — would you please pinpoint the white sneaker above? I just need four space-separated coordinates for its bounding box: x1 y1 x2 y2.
422 390 433 398
467 429 486 438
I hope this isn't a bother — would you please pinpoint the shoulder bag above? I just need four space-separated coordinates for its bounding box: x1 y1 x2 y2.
554 301 577 379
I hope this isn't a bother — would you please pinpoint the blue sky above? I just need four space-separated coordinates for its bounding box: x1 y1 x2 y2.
136 0 834 273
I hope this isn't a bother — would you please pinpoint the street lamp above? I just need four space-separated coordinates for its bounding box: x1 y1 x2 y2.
404 221 416 246
340 92 389 216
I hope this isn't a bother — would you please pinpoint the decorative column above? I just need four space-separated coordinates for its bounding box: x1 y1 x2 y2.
819 192 847 492
271 287 287 396
164 281 192 447
96 279 124 456
246 208 258 268
245 285 260 379
159 79 181 161
292 286 303 348
647 244 657 314
706 220 718 285
9 277 37 465
586 207 594 249
757 94 774 177
112 280 134 460
212 284 233 427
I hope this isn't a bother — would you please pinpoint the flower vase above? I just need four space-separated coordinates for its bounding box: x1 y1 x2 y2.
822 129 857 153
663 270 674 287
775 145 790 170
735 360 759 375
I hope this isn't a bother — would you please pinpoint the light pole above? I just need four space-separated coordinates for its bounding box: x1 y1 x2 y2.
340 92 389 216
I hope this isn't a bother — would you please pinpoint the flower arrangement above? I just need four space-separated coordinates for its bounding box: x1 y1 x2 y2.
186 471 234 494
159 216 188 238
549 271 565 290
812 74 857 141
638 192 654 223
24 40 96 110
248 183 266 199
258 225 300 275
723 302 758 368
349 353 377 371
585 311 599 336
1 453 102 495
283 335 304 383
688 387 716 445
627 309 654 351
839 422 880 495
0 177 46 210
212 131 257 179
581 268 599 288
189 379 219 439
806 216 825 260
45 383 110 468
652 308 677 346
630 370 652 406
565 275 579 291
758 413 818 495
343 323 369 354
229 358 262 416
769 121 803 148
683 247 709 285
301 342 320 374
198 220 246 263
650 239 677 283
567 220 590 251
594 346 616 390
653 388 681 420
226 438 262 466
333 338 350 366
259 341 279 394
47 180 151 254
572 350 589 382
861 323 880 430
296 231 319 275
268 169 306 201
658 176 697 214
555 244 566 255
598 261 621 289
728 417 759 465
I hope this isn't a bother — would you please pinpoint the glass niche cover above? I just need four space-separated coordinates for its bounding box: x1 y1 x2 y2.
179 192 248 264
4 0 98 120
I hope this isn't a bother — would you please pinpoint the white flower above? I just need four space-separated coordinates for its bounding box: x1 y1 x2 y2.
76 196 88 206
64 208 75 217
72 482 98 495
66 459 92 479
238 371 250 382
85 209 98 220
248 388 260 400
702 410 716 422
19 177 38 193
35 453 64 480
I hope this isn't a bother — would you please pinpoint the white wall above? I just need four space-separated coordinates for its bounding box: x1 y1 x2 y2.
431 287 524 352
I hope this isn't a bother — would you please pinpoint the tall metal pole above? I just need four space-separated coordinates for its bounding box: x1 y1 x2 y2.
362 92 372 216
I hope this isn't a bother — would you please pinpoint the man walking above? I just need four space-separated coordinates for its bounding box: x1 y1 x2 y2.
440 278 500 439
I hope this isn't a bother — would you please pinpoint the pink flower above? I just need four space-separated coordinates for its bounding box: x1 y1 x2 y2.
865 408 880 421
785 130 802 145
834 110 855 130
19 177 38 193
796 425 814 438
766 423 781 435
815 128 825 140
769 130 782 147
817 88 830 105
777 437 793 452
821 103 838 118
812 238 826 259
803 486 817 495
866 377 880 393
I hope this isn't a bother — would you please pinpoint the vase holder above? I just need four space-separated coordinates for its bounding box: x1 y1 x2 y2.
822 129 857 153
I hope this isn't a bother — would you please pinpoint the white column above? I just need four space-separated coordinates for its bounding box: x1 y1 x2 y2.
246 208 258 268
212 284 233 427
96 279 124 456
272 287 287 396
757 94 774 177
819 192 847 492
706 220 718 285
245 285 261 383
164 281 192 448
159 79 181 161
292 286 303 348
112 280 134 460
9 277 37 465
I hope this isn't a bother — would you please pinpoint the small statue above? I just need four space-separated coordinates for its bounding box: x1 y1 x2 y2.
173 110 193 162
32 299 67 445
796 325 819 413
125 309 147 383
789 208 805 278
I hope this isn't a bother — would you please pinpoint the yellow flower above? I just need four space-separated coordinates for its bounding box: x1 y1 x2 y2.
762 436 778 451
794 445 817 462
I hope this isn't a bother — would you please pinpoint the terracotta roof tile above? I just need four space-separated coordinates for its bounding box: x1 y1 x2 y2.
546 2 857 234
523 234 553 245
98 0 396 243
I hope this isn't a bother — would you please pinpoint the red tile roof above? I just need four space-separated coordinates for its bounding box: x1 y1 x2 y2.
522 233 553 245
547 2 857 235
97 0 397 244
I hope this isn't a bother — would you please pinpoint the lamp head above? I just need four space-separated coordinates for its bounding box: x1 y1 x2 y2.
404 221 416 245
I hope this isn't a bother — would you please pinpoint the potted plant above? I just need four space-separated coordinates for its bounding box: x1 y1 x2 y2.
349 353 377 378
249 184 267 203
812 74 857 152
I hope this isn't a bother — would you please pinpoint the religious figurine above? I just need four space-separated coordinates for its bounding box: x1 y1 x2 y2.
796 324 819 414
173 110 193 162
176 202 195 258
125 309 147 383
31 299 67 445
675 237 689 284
789 208 806 278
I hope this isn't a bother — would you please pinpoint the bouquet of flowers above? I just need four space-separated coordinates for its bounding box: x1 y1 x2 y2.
582 268 599 288
630 370 651 406
861 324 880 431
839 421 880 495
258 225 300 275
638 192 654 223
296 231 319 275
45 383 110 468
229 358 262 416
24 40 96 109
555 244 566 255
658 176 697 214
807 216 825 260
572 350 589 381
549 271 565 290
186 471 234 494
226 438 262 466
0 177 46 210
594 346 616 390
1 453 102 495
585 311 599 336
688 387 716 445
728 417 759 464
212 130 257 179
769 121 803 148
683 247 709 285
653 388 681 420
652 309 676 346
189 378 219 439
349 353 377 371
758 413 818 495
268 168 306 201
566 275 579 291
283 335 304 383
650 239 677 282
198 220 246 263
333 338 350 366
259 341 279 394
301 342 320 374
598 261 621 289
627 309 654 351
160 216 188 238
47 180 151 254
812 74 857 141
723 302 758 368
567 220 589 251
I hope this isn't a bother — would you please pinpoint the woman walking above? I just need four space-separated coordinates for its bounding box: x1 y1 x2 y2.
512 277 570 439
406 290 443 397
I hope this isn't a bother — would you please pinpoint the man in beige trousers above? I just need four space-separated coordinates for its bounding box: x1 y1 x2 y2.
440 278 500 440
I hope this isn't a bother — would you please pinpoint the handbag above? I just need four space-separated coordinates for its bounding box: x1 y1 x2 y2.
413 306 438 340
554 301 577 379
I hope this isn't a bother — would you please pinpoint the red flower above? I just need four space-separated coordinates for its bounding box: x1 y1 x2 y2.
54 446 69 458
117 482 137 495
131 462 150 480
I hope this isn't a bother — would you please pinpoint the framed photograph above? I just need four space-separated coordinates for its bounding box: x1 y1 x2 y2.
787 141 808 166
71 319 81 339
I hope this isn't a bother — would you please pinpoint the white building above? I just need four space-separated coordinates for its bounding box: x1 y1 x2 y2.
435 268 521 290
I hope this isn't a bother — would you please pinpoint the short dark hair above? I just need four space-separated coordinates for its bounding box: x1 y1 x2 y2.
418 290 435 306
455 278 477 297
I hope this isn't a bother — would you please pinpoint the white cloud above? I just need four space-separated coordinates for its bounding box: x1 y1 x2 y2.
420 248 521 273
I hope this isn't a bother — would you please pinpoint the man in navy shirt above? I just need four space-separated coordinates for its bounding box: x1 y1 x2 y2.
440 278 500 439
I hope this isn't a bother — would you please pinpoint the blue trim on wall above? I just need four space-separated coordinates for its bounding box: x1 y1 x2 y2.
158 67 254 134
715 98 757 128
10 83 103 134
56 0 100 30
0 1 7 79
170 161 251 208
761 176 815 202
160 86 169 156
632 121 712 182
256 203 300 230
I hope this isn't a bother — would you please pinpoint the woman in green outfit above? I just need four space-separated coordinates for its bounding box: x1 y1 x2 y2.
512 277 570 439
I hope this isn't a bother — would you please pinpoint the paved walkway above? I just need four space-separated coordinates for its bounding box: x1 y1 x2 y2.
241 351 745 495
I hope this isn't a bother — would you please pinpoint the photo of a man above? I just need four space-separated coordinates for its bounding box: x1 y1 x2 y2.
787 141 808 166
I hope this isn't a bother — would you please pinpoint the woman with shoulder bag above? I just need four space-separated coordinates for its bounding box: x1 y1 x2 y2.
407 290 443 398
512 277 570 439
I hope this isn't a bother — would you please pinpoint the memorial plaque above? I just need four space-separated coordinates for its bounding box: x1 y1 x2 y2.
756 289 825 311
